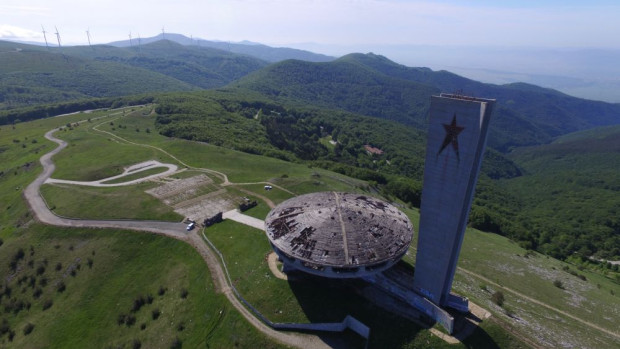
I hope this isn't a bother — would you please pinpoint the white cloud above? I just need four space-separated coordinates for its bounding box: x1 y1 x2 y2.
0 24 42 40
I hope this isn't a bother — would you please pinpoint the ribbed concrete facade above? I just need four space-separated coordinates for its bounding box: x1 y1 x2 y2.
413 94 495 309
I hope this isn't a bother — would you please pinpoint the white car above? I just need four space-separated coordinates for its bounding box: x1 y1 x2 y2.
186 222 195 231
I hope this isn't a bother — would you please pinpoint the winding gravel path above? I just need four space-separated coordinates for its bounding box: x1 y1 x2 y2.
45 160 178 187
23 125 329 349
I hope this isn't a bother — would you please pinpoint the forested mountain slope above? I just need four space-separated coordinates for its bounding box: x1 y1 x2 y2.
0 39 269 110
502 125 620 259
64 40 269 89
232 53 620 150
0 42 195 109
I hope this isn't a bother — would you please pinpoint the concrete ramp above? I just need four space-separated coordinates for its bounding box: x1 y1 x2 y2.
223 210 265 231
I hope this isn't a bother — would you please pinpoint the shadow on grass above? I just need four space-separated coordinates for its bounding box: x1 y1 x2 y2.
285 272 424 349
284 262 502 349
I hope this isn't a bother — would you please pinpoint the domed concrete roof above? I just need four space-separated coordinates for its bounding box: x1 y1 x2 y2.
265 192 413 277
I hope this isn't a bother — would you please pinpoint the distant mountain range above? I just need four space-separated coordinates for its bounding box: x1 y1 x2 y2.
108 33 334 63
1 34 619 151
230 52 620 150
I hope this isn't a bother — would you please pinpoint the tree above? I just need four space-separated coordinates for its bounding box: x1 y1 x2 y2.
491 290 505 307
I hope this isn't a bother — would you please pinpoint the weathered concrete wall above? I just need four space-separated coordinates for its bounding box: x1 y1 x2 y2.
413 94 494 307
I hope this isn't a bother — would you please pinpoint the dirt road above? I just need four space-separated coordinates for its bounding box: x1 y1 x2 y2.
23 126 330 349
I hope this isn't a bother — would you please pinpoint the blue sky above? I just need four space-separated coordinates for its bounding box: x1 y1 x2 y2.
1 0 619 49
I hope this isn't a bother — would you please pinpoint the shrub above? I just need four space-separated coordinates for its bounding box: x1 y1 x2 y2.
158 286 166 296
131 295 146 313
23 322 34 335
553 280 564 289
117 313 127 325
33 288 43 299
56 281 66 293
170 337 182 349
42 299 53 311
125 315 136 327
132 339 142 349
491 291 505 307
152 308 161 320
0 318 9 335
180 288 188 299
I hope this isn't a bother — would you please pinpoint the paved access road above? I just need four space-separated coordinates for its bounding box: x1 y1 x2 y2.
23 125 329 349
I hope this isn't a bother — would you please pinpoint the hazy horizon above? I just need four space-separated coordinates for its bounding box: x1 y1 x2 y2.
2 0 620 102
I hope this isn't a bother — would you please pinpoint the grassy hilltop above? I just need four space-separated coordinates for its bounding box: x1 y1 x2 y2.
0 106 618 348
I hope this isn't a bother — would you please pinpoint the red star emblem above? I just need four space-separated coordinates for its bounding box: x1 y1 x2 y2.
437 114 465 162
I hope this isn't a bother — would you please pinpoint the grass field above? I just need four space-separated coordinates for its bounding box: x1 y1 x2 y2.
100 166 169 184
203 220 527 349
2 106 618 348
0 225 284 348
0 107 284 348
40 182 182 221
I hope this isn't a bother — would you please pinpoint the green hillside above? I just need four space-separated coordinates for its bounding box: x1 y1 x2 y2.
0 39 269 110
1 107 617 348
0 43 195 109
229 58 438 129
231 53 620 150
501 125 620 259
151 90 619 261
339 53 620 135
64 40 268 89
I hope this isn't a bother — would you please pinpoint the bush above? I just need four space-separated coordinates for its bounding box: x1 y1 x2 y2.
0 318 9 335
124 314 136 327
553 280 564 289
491 291 505 307
158 286 166 296
33 288 43 299
56 281 66 293
131 295 146 313
180 288 188 299
152 308 161 320
170 337 182 349
132 339 142 349
42 299 53 311
23 322 34 335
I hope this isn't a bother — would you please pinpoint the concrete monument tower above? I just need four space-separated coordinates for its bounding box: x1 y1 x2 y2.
412 93 495 332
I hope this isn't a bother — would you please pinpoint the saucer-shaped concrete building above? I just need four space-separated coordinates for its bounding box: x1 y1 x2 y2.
265 192 413 278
